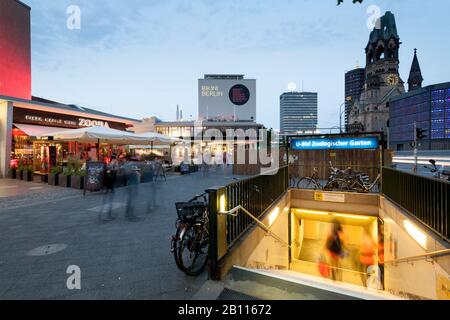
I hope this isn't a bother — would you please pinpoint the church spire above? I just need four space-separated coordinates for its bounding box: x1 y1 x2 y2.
408 48 424 91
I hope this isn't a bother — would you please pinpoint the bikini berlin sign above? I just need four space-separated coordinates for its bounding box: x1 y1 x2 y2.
291 137 379 150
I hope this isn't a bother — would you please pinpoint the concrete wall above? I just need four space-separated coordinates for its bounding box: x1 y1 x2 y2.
380 196 450 300
290 189 379 216
214 191 291 279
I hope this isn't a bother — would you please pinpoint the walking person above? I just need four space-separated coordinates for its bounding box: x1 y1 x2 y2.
359 229 377 288
325 222 345 282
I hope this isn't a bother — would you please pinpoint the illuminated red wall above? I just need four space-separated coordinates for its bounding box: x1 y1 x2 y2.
0 0 31 99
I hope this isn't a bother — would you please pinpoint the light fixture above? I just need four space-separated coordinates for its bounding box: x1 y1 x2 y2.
268 207 280 227
294 209 328 216
333 213 371 221
294 209 372 221
403 220 427 249
219 194 226 213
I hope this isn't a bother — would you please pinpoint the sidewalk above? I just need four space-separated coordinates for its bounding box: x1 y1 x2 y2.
0 170 244 300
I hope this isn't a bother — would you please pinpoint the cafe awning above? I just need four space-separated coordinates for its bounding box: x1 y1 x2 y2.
13 123 67 137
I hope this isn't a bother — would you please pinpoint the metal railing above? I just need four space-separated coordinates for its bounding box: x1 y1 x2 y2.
207 166 289 279
218 205 290 248
382 167 450 242
383 249 450 265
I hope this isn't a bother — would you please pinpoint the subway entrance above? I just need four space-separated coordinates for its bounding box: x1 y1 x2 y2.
290 208 383 289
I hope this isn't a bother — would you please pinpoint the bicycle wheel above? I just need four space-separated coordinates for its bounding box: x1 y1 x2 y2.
324 179 350 191
297 177 320 190
171 225 184 272
177 223 209 276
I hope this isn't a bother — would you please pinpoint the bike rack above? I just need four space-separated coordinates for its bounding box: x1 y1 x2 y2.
219 205 291 248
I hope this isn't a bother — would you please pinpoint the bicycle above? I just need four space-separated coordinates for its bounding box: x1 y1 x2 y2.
171 192 209 276
297 167 323 190
424 159 450 182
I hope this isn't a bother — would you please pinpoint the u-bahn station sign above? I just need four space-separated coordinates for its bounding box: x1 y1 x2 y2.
291 137 379 151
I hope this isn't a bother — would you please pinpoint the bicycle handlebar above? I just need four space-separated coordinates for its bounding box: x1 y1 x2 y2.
189 192 208 203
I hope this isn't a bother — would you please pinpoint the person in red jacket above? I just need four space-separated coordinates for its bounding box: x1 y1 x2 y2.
359 229 377 287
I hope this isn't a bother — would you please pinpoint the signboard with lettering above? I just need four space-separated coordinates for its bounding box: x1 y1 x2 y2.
291 137 379 151
198 79 256 121
13 107 128 131
314 192 345 203
84 162 105 194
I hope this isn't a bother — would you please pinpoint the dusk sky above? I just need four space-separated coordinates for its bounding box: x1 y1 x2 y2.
25 0 450 130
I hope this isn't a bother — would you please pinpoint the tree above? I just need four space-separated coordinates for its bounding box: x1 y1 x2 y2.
337 0 364 5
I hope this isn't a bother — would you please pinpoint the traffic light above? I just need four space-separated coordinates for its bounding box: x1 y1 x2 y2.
416 128 428 140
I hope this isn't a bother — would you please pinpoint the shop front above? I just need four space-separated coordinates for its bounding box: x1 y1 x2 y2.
0 96 139 178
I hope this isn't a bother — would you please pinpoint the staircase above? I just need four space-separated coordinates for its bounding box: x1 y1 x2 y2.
217 266 403 300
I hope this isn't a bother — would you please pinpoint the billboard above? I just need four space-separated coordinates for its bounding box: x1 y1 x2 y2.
198 79 256 121
291 137 379 150
0 0 31 99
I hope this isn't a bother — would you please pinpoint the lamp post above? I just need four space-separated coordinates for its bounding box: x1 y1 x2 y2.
339 102 346 134
339 97 353 134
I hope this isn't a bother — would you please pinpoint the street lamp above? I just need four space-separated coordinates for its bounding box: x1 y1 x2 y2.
339 96 353 133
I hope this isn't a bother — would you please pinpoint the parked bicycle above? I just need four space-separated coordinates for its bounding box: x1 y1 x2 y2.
424 159 450 182
296 162 380 193
171 192 209 276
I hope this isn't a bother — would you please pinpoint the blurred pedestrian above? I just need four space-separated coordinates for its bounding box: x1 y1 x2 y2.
359 229 377 287
325 222 345 281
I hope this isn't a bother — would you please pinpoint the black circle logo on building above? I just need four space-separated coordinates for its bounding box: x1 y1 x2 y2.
229 84 250 106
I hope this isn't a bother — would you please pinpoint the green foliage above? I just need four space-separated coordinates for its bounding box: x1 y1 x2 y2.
62 165 75 176
17 160 25 171
74 169 87 177
337 0 364 5
51 166 63 175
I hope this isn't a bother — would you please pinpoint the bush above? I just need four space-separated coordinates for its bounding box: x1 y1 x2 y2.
51 166 63 175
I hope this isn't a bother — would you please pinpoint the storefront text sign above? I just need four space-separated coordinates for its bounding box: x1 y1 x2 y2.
13 107 128 131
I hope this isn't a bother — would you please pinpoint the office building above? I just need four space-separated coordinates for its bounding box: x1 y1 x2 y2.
280 92 318 134
345 68 365 128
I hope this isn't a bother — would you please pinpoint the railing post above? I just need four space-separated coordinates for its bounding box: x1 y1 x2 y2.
207 186 227 280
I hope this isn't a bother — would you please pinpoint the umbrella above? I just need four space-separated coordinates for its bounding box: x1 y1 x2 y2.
135 132 183 146
44 126 150 145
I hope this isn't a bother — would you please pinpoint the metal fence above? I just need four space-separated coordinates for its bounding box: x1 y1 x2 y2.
382 167 450 241
207 166 289 279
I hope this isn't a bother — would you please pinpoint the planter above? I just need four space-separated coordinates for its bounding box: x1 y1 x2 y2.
40 174 49 183
16 170 24 180
71 175 85 190
59 175 72 188
23 170 33 182
48 173 59 186
8 170 17 179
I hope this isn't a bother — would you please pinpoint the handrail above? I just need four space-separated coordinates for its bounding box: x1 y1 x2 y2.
383 249 450 265
219 205 291 248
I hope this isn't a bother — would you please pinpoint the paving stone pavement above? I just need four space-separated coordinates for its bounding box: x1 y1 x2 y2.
0 170 243 300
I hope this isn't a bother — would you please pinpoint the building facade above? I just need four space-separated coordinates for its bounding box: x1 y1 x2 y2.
348 11 405 136
389 82 450 151
345 68 365 128
280 92 318 134
0 0 139 176
0 0 31 100
198 74 256 122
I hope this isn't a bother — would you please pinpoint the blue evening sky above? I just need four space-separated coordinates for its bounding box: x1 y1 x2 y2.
24 0 450 130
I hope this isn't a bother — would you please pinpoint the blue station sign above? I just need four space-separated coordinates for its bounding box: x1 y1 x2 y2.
291 137 379 150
